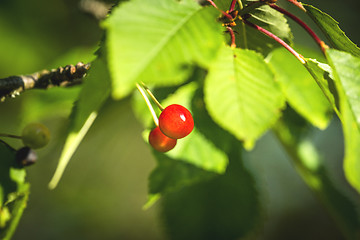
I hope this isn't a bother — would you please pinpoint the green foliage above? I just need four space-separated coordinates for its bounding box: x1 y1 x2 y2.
149 151 216 196
273 108 360 239
0 141 29 240
267 48 332 129
2 0 360 239
327 49 360 127
102 0 224 99
161 147 262 240
326 49 360 195
303 4 360 57
304 59 340 115
235 2 292 53
205 46 285 149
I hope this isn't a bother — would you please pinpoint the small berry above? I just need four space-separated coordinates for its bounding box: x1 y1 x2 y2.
15 147 37 166
21 123 50 149
149 126 177 152
159 104 194 139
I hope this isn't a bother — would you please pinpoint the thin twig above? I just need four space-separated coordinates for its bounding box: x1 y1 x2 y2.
269 4 328 54
243 19 306 64
0 62 90 101
229 0 237 12
226 26 237 48
206 0 234 20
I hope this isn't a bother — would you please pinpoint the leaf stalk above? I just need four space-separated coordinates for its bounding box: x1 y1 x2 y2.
243 19 306 64
269 4 328 54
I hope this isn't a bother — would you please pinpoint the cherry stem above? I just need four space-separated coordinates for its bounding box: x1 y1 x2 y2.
206 0 233 20
136 83 159 126
286 0 306 11
140 82 165 111
0 133 22 139
269 4 328 54
229 0 237 12
226 26 236 48
243 19 306 64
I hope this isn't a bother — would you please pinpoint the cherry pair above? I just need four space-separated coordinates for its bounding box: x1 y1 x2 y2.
149 104 194 152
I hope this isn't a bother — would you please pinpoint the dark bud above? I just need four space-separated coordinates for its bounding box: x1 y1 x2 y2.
15 147 37 166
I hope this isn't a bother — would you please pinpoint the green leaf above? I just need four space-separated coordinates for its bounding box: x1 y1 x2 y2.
0 142 17 207
0 141 30 240
149 151 216 195
304 59 340 116
0 187 29 240
191 86 237 153
144 126 227 208
303 4 360 57
166 129 229 173
103 0 224 99
326 49 360 194
327 49 360 127
204 46 285 149
273 108 360 239
48 55 111 189
161 147 263 240
267 48 332 129
235 1 293 54
341 99 360 195
0 142 27 207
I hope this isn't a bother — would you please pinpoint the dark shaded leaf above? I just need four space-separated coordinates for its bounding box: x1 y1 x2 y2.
161 146 263 240
273 109 360 239
303 4 360 57
0 141 29 240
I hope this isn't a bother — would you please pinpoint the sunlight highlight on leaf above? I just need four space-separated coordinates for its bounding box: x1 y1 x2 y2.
205 45 285 149
267 48 332 129
48 112 97 189
102 0 223 99
327 49 360 127
326 49 360 194
48 56 110 189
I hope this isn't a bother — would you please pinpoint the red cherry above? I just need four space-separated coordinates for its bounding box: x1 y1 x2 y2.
149 126 177 152
158 104 194 139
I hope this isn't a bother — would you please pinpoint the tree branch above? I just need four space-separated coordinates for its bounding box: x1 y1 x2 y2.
0 62 90 101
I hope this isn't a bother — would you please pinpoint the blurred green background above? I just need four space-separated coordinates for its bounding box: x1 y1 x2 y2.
0 0 359 239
